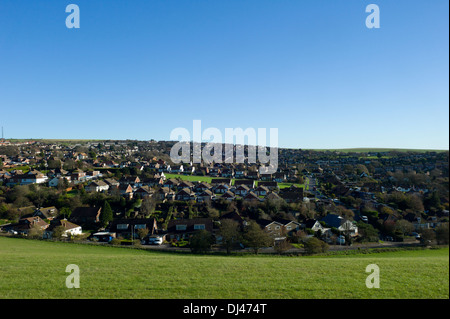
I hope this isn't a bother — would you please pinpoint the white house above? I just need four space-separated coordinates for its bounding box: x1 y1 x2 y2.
44 219 82 239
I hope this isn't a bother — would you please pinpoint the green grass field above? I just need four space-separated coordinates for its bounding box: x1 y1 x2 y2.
0 237 448 299
164 173 304 189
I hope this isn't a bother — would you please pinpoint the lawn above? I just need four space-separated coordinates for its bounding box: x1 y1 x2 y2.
0 237 448 299
163 173 304 189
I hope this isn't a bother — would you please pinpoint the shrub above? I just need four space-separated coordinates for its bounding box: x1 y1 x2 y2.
304 237 329 255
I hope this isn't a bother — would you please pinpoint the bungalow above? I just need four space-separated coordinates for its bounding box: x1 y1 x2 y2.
221 190 236 201
196 189 215 203
258 181 279 191
167 218 214 241
155 187 176 201
254 185 269 197
7 216 49 235
109 218 158 239
176 188 196 201
85 180 109 192
234 185 250 196
163 178 180 189
69 206 102 225
134 186 154 198
243 191 259 202
44 219 82 239
33 206 59 220
320 214 358 237
234 179 255 188
213 184 230 194
177 180 195 190
194 182 212 193
304 219 325 233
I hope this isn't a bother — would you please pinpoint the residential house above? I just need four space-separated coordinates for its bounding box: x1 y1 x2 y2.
196 189 215 203
33 206 59 220
69 206 102 225
255 185 269 197
85 180 110 192
167 218 214 241
109 218 158 239
320 214 358 237
44 219 82 239
234 185 250 196
176 188 196 201
7 216 49 236
213 184 230 194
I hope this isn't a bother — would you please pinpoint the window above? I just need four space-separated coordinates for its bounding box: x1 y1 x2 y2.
194 224 205 230
176 225 187 231
117 224 128 230
134 224 146 229
286 226 292 230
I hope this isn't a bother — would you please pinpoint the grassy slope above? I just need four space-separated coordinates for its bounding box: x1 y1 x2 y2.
164 173 304 189
0 237 448 299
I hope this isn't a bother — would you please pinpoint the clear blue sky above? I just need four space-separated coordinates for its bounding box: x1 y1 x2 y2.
0 0 448 149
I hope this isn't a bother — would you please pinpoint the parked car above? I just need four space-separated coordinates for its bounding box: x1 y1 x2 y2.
147 236 163 245
337 235 345 245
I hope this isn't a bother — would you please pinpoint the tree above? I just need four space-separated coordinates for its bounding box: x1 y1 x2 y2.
242 221 273 254
218 219 242 254
60 207 72 219
420 229 436 245
274 239 292 255
395 220 414 235
100 201 113 227
435 223 449 245
140 196 156 217
52 226 66 240
189 230 214 254
304 237 329 255
137 228 149 241
28 224 43 239
356 221 379 242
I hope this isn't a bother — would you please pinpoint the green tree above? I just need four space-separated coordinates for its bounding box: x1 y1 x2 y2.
304 237 329 255
60 207 72 219
435 223 449 245
52 226 66 240
242 221 273 254
100 201 113 227
189 230 214 254
137 228 149 241
218 219 242 254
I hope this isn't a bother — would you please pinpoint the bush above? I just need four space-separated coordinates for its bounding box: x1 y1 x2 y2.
189 230 214 253
304 237 329 255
